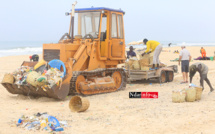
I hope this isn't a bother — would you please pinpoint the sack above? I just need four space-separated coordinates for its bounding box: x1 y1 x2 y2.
185 87 196 102
195 87 203 100
172 89 186 103
132 60 140 70
26 71 40 87
125 59 135 70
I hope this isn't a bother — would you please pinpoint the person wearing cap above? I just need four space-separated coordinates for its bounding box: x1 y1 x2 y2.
127 46 136 59
30 54 39 62
142 39 163 70
200 47 206 60
178 46 191 84
189 62 214 93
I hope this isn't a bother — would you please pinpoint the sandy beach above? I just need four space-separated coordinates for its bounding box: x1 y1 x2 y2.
1 46 215 134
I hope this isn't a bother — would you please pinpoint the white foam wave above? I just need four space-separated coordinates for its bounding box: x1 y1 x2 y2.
0 47 42 57
177 42 215 46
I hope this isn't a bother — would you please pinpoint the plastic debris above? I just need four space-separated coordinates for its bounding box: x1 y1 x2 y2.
11 60 65 90
189 83 197 87
12 113 68 132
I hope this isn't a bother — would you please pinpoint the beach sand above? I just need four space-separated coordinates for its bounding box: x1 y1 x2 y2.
1 46 215 134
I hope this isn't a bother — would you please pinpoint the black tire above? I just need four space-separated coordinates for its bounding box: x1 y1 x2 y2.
167 71 174 82
158 71 167 83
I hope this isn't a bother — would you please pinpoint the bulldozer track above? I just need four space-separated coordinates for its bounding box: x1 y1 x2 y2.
70 68 127 95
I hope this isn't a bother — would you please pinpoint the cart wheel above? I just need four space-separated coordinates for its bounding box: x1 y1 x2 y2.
167 71 174 82
158 71 166 83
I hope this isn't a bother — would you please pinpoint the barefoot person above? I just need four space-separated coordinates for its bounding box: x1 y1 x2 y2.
189 62 214 93
178 45 191 83
142 39 163 70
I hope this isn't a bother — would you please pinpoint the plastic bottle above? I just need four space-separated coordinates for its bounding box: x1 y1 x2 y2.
55 127 64 131
189 83 196 87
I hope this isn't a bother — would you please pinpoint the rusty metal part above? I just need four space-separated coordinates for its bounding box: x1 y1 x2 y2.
75 75 86 93
43 49 60 62
158 71 166 83
166 71 174 82
70 68 126 95
79 76 116 95
112 71 122 89
21 61 38 67
1 81 69 99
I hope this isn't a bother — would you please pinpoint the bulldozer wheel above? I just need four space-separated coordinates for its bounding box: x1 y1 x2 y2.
75 75 85 93
112 71 122 90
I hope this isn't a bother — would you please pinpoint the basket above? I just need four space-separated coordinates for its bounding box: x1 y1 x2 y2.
69 96 90 112
132 60 140 70
195 87 203 100
185 87 196 102
26 71 40 87
1 73 14 84
125 59 135 70
172 89 186 103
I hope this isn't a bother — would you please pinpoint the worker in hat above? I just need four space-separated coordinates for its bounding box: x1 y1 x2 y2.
190 62 214 93
141 39 163 70
200 47 206 60
127 46 136 59
178 45 191 84
30 54 39 62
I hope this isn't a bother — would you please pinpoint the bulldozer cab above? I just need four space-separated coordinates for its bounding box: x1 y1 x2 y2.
74 7 125 60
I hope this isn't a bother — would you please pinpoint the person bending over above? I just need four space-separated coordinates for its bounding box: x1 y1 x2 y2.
190 62 214 93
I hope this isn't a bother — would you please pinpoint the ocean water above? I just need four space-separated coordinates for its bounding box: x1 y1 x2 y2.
0 41 54 57
0 41 215 57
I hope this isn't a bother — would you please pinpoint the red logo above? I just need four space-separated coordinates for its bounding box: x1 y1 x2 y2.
141 92 158 98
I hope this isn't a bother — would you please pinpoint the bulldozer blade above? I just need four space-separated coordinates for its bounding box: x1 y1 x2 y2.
1 82 69 100
21 61 38 67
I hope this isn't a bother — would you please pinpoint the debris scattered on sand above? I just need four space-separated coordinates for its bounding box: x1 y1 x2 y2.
11 113 69 132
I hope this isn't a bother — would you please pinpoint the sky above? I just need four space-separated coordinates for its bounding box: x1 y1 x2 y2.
0 0 215 43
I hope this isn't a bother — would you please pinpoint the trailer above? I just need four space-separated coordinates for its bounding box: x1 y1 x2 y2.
126 65 178 83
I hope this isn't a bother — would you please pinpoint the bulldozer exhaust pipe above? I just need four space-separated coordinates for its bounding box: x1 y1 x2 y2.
69 1 77 43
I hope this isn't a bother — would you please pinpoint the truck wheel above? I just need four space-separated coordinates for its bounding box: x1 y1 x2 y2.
158 71 166 83
167 71 174 82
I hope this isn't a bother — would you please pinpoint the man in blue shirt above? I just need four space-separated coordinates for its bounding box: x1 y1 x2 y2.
127 46 136 59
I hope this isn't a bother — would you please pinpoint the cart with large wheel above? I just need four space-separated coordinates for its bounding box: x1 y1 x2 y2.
126 65 178 83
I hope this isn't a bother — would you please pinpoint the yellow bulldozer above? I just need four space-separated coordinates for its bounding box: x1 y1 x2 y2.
1 3 127 99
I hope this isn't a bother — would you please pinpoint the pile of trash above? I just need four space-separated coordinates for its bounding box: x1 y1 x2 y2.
12 113 68 132
12 59 65 89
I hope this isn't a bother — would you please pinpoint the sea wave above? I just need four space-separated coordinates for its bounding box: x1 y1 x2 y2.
0 47 42 57
126 42 215 49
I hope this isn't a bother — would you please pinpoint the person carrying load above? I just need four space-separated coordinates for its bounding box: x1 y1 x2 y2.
141 39 163 70
200 47 206 60
189 62 214 93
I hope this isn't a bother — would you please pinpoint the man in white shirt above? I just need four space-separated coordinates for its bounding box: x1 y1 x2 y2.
178 46 192 84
